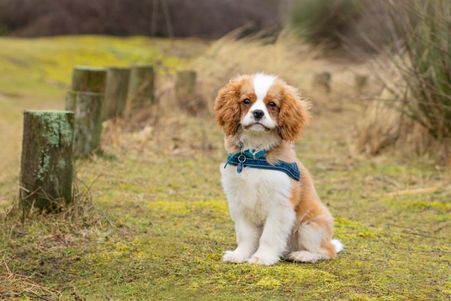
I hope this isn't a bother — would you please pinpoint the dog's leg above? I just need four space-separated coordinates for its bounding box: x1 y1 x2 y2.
247 205 295 266
288 217 343 263
223 214 260 263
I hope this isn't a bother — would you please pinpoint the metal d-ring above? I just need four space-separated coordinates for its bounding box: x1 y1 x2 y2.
237 154 246 163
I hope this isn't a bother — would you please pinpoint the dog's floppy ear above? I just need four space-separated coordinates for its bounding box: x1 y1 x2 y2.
278 83 310 141
214 76 245 136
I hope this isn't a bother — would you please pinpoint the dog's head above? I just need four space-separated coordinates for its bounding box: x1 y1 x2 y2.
214 73 310 143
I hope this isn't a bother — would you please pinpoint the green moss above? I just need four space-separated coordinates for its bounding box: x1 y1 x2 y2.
383 191 451 216
147 200 228 215
409 200 450 212
254 277 282 289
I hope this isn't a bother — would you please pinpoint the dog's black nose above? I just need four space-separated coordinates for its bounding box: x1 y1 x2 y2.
252 110 264 120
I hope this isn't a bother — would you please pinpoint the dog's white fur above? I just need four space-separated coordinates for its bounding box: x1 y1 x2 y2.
221 164 294 265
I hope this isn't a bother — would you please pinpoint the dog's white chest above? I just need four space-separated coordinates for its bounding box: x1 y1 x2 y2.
220 164 292 226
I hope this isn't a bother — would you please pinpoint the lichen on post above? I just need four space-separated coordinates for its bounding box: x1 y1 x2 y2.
126 64 155 113
20 110 74 212
175 70 197 103
102 67 130 120
65 91 103 157
71 66 107 93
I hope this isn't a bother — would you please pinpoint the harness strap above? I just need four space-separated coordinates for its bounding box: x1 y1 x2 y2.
224 150 301 181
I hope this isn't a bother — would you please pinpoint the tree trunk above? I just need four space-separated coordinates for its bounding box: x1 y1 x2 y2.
126 65 155 113
20 110 74 212
103 67 130 120
72 66 107 93
65 91 103 157
175 70 197 103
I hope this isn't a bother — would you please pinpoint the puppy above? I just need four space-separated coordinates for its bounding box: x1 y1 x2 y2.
214 73 343 266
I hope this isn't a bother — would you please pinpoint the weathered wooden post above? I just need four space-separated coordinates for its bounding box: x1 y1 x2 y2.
102 67 130 120
20 110 74 212
71 66 107 93
126 65 155 113
66 66 106 157
175 70 197 103
65 91 103 156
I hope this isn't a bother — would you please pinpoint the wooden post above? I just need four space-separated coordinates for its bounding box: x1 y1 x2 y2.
67 66 106 157
354 74 368 93
175 70 197 103
65 91 103 157
126 65 155 113
71 66 107 93
312 72 331 93
20 110 74 212
102 67 130 120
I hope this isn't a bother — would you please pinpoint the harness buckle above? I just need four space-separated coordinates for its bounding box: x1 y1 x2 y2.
237 154 246 163
237 154 246 173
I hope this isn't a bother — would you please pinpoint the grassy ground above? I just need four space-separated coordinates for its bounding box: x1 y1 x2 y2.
0 36 450 300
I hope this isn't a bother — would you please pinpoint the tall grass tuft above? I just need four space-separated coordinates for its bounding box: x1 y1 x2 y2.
390 0 450 141
357 0 450 163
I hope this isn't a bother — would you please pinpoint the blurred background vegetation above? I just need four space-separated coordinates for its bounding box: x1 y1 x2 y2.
0 0 449 207
0 0 448 210
0 0 282 37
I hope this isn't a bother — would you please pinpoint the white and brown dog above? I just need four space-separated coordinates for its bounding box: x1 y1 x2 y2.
215 73 343 266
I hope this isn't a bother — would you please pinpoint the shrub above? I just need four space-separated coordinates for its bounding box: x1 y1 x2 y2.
394 0 451 141
356 0 450 163
289 0 359 48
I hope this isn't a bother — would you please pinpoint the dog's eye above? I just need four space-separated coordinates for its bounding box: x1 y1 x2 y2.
267 101 277 109
242 98 251 105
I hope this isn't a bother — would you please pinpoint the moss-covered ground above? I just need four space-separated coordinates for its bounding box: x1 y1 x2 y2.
0 36 449 300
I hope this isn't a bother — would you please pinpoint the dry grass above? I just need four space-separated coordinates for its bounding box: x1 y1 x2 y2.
5 177 112 224
355 0 451 164
131 28 369 126
0 179 117 292
355 87 434 156
188 29 322 110
0 261 61 300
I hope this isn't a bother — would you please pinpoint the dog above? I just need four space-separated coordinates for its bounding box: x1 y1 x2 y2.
214 73 343 266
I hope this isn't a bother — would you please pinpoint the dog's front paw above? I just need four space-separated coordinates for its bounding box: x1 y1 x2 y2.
222 250 250 263
247 252 280 266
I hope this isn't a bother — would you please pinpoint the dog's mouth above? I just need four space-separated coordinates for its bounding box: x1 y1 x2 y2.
243 122 271 131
